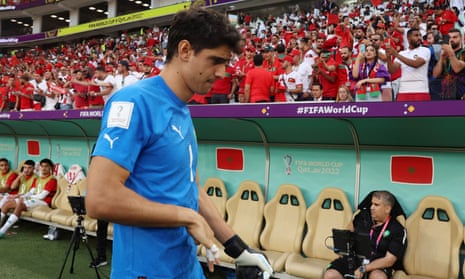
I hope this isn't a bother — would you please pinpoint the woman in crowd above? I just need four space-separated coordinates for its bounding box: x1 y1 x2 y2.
335 85 354 102
351 44 390 102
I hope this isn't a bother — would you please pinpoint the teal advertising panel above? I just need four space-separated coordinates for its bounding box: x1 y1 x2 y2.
197 143 267 198
268 146 357 208
50 138 92 174
359 149 465 223
0 135 17 167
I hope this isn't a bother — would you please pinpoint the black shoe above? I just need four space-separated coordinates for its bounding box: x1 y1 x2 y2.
89 258 107 268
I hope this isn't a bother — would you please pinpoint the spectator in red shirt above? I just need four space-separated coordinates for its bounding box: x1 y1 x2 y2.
244 54 274 103
4 75 17 111
15 74 35 111
210 62 237 104
234 46 255 102
66 69 89 109
0 84 7 112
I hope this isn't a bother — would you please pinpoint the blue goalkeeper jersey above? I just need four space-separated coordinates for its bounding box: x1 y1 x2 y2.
93 76 203 279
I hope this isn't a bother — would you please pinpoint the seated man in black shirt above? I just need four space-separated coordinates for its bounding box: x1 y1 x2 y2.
324 190 407 279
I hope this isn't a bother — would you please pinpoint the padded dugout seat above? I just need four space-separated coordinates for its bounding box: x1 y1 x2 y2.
259 184 306 272
29 176 80 220
285 187 353 279
48 179 87 226
393 196 463 279
218 180 265 263
199 177 228 256
204 177 228 219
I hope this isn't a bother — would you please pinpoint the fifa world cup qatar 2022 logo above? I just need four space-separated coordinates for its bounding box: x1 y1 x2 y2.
283 154 292 175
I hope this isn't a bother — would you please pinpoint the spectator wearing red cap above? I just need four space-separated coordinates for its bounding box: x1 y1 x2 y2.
234 46 255 102
141 58 160 79
244 54 274 103
278 55 303 102
437 6 458 36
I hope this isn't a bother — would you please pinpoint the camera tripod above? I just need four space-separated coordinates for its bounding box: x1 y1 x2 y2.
57 214 101 279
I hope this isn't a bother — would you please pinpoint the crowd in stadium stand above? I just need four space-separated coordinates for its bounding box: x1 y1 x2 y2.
1 0 465 110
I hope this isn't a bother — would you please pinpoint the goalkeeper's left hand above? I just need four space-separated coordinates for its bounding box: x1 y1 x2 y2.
223 235 274 275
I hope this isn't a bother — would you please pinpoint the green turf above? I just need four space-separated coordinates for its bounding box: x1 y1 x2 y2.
0 220 227 279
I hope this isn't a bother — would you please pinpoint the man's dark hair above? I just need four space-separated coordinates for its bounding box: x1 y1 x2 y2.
0 158 8 164
300 37 310 44
448 28 462 36
166 8 241 63
40 158 54 168
407 27 420 37
276 44 285 53
253 54 264 66
311 82 323 90
24 159 35 167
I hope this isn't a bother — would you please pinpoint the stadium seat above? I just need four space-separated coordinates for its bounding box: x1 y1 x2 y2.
204 177 228 218
218 180 265 263
393 196 463 279
49 179 86 226
285 187 353 279
199 177 228 257
259 184 306 272
30 176 80 220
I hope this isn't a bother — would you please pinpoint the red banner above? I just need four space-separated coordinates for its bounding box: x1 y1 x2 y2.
391 156 433 184
216 148 244 171
27 140 41 156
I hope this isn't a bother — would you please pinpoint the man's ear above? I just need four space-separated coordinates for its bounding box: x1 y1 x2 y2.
385 204 392 216
178 40 193 61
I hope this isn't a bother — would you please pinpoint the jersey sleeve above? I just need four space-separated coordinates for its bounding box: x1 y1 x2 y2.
44 177 57 194
92 89 150 173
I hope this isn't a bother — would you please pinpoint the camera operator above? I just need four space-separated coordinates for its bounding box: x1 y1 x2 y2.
324 191 407 279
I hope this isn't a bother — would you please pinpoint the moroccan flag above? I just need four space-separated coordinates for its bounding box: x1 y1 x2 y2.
216 148 244 171
27 140 40 156
390 156 434 184
371 0 382 6
327 13 339 26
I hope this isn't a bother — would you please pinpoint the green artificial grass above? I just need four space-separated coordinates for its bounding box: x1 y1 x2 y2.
0 220 227 279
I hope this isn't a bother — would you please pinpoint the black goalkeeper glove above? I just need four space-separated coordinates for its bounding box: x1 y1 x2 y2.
223 235 273 276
